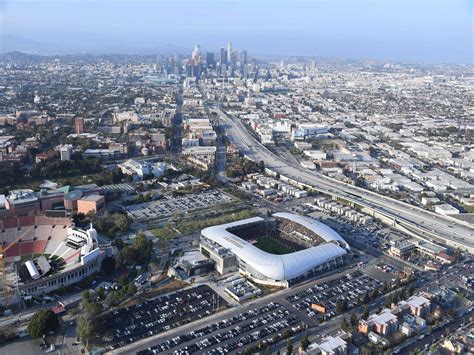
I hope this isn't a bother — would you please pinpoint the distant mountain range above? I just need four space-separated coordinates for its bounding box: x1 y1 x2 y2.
0 35 63 54
0 35 190 55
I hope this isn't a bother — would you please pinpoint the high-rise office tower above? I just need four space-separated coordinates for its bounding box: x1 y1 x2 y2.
206 52 215 69
220 47 227 66
241 50 248 71
192 44 201 64
227 42 232 66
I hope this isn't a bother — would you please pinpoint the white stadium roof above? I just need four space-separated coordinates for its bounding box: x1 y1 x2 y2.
201 213 348 281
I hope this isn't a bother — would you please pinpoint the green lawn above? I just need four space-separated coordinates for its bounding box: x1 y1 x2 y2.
151 227 177 239
174 209 259 234
254 237 294 255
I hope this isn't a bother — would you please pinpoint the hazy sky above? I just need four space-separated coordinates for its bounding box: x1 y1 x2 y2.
0 0 472 63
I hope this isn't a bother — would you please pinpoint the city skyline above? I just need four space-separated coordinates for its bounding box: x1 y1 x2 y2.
0 0 472 64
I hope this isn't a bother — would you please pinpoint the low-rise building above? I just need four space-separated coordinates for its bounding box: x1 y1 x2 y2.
77 195 105 215
359 309 398 336
435 203 460 216
390 240 416 259
308 335 347 355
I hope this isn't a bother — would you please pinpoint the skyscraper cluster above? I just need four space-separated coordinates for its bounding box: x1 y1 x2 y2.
187 42 251 81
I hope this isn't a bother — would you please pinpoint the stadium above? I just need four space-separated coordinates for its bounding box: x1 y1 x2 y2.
0 215 102 307
200 212 350 287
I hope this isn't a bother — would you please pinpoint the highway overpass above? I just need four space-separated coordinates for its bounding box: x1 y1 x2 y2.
213 107 474 254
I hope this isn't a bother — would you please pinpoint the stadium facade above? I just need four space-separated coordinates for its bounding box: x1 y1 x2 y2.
200 212 350 287
0 215 103 305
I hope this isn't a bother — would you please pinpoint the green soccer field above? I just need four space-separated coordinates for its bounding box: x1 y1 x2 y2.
254 237 294 255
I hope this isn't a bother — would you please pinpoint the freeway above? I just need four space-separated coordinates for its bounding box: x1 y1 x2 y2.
213 107 474 252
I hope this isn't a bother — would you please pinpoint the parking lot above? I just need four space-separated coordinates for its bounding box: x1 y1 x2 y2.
286 271 385 320
100 285 226 350
137 302 306 354
125 190 233 221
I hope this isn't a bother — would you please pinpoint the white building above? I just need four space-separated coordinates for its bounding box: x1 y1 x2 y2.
58 144 73 161
308 335 347 355
118 159 166 181
434 204 460 216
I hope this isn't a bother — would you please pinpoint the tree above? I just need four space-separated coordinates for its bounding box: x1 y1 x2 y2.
362 305 370 320
117 233 153 268
95 212 131 238
116 246 138 268
399 288 407 301
101 257 116 275
362 292 370 304
370 287 380 300
286 338 293 354
341 318 350 332
82 289 91 303
77 315 96 342
132 233 153 261
105 291 122 308
126 283 137 296
28 309 59 338
336 298 348 314
301 335 310 351
350 313 358 326
84 300 103 316
97 287 105 300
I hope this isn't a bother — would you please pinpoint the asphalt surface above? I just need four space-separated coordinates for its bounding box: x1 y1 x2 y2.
101 285 226 350
110 264 361 354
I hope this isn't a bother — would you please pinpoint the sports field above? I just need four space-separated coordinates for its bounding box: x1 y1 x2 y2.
254 237 294 255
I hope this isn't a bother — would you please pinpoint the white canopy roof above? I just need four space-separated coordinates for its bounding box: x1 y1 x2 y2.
201 214 348 281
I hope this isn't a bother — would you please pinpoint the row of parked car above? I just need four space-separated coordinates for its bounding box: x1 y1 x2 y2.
138 302 282 354
287 271 384 319
139 302 306 355
103 285 222 349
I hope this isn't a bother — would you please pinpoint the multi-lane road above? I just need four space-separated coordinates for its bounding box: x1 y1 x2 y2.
213 107 474 252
